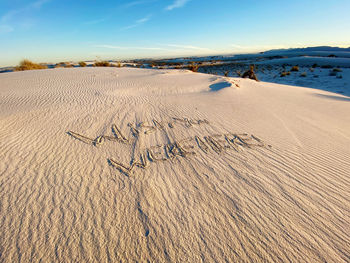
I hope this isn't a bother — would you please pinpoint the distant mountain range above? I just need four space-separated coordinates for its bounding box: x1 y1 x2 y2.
264 46 350 53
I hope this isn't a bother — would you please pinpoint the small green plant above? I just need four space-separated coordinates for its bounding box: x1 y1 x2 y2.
79 61 87 67
300 72 307 77
291 66 299 72
15 59 47 71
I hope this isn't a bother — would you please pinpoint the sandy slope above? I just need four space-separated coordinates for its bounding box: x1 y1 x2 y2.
0 67 349 262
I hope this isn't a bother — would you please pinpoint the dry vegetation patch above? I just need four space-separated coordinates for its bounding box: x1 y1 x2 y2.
93 61 111 67
79 61 87 67
15 59 47 71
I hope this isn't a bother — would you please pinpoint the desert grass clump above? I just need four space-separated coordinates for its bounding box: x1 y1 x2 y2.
15 59 47 71
188 62 199 72
79 61 87 67
300 72 307 77
242 65 258 81
280 71 291 77
93 61 111 67
291 66 299 72
64 63 74 68
224 71 229 77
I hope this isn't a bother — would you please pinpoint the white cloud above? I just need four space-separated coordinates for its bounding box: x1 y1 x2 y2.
136 16 151 24
165 0 191 11
121 14 152 30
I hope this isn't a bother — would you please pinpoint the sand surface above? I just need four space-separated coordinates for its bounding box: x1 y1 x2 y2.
0 67 349 262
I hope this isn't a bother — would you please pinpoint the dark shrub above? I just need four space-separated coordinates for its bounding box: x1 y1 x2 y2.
280 71 291 77
242 65 258 81
188 62 199 72
291 66 299 72
333 68 342 72
93 61 111 67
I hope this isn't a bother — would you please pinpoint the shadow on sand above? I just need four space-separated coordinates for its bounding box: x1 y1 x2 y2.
209 81 231 91
315 93 350 101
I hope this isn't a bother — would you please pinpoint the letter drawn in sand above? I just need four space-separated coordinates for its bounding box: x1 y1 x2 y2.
111 124 129 144
68 131 95 145
109 152 147 176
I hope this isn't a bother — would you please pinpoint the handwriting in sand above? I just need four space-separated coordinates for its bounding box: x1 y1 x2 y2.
68 117 269 175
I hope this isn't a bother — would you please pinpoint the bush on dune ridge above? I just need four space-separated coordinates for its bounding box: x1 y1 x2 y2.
15 59 47 71
188 62 199 72
93 61 111 67
79 61 87 67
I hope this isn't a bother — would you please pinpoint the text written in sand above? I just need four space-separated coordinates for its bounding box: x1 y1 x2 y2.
68 117 269 176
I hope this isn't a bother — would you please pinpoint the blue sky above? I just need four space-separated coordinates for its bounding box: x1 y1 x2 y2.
0 0 350 66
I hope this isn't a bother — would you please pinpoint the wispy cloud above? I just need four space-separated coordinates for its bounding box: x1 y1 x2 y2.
165 0 191 11
122 0 158 9
121 14 152 30
83 18 107 25
94 43 216 54
94 44 167 51
1 10 20 23
0 25 14 34
1 0 51 22
136 16 151 24
0 0 51 33
231 44 288 52
166 44 213 52
30 0 51 9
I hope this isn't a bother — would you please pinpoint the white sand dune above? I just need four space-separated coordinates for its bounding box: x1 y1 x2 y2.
0 67 349 262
